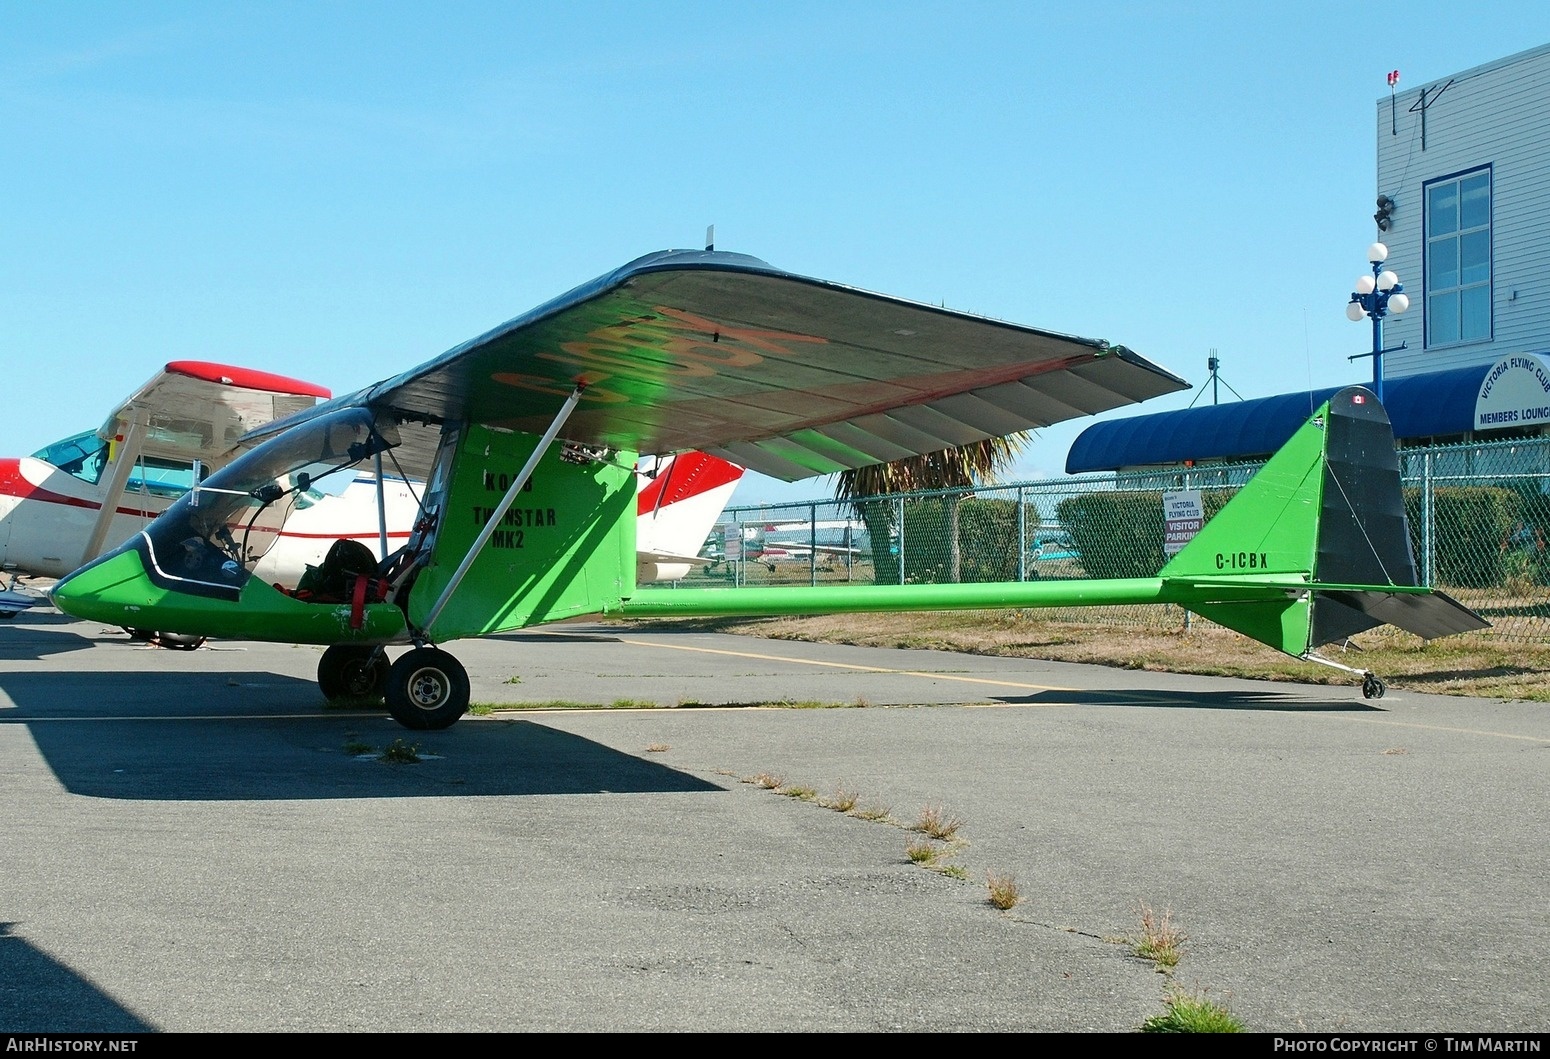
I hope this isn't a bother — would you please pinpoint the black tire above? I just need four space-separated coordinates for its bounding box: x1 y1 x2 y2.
126 628 205 650
318 644 389 701
385 647 470 730
157 633 206 651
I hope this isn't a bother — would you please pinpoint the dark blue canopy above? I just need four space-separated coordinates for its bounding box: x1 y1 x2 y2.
1065 363 1497 473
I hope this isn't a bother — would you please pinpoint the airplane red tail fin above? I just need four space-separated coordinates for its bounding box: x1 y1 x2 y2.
636 452 744 583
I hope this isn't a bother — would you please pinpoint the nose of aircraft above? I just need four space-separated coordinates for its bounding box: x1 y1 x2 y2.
49 546 154 624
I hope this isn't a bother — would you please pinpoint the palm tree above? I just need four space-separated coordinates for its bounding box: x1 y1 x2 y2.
834 433 1032 583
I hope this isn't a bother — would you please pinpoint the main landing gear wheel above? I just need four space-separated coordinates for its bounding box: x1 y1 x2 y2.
1361 673 1387 700
384 647 470 730
318 644 390 701
125 628 206 651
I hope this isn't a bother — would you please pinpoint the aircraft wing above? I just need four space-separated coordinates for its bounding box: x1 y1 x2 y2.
99 361 332 465
239 250 1189 482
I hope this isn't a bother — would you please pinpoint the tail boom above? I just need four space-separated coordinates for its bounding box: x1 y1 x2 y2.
619 387 1489 697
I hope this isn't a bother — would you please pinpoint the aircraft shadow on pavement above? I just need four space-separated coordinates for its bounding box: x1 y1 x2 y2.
0 923 154 1033
0 618 102 661
488 629 624 644
1 670 721 801
996 687 1385 712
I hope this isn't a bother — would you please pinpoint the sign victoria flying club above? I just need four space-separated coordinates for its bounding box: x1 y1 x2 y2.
1475 352 1550 431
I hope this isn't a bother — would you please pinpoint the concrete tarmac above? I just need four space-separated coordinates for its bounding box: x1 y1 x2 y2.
0 608 1545 1033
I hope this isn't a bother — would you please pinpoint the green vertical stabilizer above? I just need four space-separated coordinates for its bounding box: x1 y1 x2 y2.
1155 396 1331 654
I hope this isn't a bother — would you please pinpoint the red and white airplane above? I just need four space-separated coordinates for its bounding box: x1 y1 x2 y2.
0 361 742 623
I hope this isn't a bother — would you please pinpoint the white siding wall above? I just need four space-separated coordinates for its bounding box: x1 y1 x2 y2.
1376 43 1550 378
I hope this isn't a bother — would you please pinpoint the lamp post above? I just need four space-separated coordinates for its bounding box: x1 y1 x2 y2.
1346 241 1410 404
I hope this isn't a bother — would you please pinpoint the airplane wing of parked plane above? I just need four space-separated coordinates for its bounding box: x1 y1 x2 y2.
52 249 1484 732
234 249 1190 484
1 362 331 596
101 360 334 468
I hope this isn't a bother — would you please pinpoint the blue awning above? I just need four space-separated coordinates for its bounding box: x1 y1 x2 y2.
1065 363 1495 473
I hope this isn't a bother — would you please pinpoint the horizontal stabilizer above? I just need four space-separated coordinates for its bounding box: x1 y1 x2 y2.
1313 588 1491 646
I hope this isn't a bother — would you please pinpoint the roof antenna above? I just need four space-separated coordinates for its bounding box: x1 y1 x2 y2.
1187 350 1244 408
705 224 715 251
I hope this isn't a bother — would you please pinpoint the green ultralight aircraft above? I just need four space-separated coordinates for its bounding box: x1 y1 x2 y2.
49 250 1487 729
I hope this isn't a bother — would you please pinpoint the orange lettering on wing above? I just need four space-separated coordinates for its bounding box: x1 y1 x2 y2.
490 372 630 403
541 339 716 378
654 307 830 356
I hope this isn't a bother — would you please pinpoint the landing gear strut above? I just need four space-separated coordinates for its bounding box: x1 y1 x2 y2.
1303 651 1388 700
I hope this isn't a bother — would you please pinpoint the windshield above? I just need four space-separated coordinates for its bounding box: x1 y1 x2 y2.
33 429 200 497
138 408 400 598
32 431 108 484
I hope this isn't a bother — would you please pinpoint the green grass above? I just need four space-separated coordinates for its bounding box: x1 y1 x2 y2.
1141 989 1245 1033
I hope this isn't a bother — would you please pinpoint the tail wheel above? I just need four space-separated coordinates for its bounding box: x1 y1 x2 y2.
385 647 470 730
318 644 389 701
1361 673 1387 700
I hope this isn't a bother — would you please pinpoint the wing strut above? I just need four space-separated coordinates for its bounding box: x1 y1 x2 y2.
373 450 390 561
419 385 586 635
82 414 149 566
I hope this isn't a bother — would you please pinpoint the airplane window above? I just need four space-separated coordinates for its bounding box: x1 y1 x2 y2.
128 457 197 499
31 431 108 484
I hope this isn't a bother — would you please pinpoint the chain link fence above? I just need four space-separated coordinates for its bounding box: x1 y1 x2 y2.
672 435 1550 644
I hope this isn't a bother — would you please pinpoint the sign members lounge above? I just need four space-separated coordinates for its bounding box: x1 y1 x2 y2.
1475 353 1550 430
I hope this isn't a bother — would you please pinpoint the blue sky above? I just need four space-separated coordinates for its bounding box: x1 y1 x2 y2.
4 2 1546 509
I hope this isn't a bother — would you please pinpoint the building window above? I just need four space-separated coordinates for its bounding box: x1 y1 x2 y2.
1425 167 1491 347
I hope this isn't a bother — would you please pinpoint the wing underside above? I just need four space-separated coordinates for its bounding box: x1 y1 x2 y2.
100 360 332 464
242 251 1190 482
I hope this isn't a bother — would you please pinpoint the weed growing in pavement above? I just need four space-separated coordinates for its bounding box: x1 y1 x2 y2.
1133 902 1184 970
912 804 965 840
986 871 1021 910
850 803 893 822
380 738 421 764
825 785 859 813
1141 987 1245 1033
